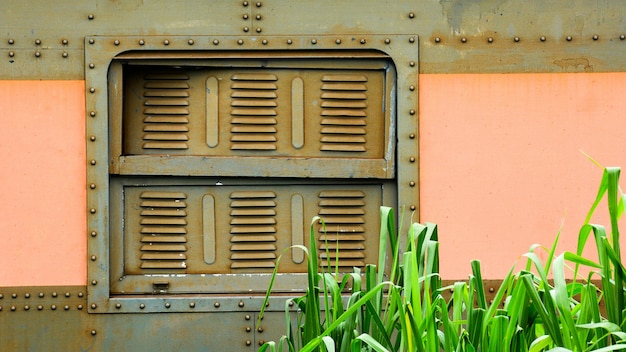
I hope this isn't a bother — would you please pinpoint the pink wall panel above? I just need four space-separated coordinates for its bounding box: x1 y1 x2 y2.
0 81 86 286
419 73 626 279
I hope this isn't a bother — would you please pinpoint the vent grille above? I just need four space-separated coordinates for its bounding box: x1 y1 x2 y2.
142 73 190 150
139 191 188 269
229 191 278 269
317 190 366 268
230 73 278 151
320 75 368 153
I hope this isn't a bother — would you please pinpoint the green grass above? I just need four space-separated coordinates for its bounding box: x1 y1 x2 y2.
259 166 626 352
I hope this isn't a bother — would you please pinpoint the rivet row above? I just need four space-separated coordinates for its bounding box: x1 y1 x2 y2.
432 34 625 43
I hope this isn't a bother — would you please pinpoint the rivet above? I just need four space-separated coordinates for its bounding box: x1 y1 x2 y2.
90 160 96 165
434 37 440 43
64 305 69 310
89 87 95 93
165 302 171 308
91 280 97 285
139 303 145 309
409 157 416 163
410 205 416 211
62 52 68 58
620 34 625 40
409 181 415 187
91 303 98 309
289 300 294 307
8 51 14 57
258 340 265 346
65 292 70 297
25 293 30 298
256 1 261 7
90 111 96 117
90 183 96 189
461 37 467 43
409 36 415 43
256 14 262 20
311 39 317 44
77 305 83 310
489 287 495 292
38 293 44 298
540 36 546 42
410 61 415 67
213 39 219 45
0 294 3 299
258 327 264 333
114 40 120 45
78 292 84 297
245 314 251 320
35 39 41 45
90 208 96 214
360 38 366 44
246 326 252 332
91 231 97 237
115 303 121 309
11 294 16 298
409 85 415 91
514 36 520 42
51 305 57 310
256 27 262 33
62 39 69 45
287 39 293 45
214 302 220 308
24 305 30 311
409 109 415 115
90 255 97 261
11 306 16 311
335 39 341 44
488 37 493 43
8 39 14 45
238 301 245 307
138 39 145 45
246 341 252 346
89 63 95 69
237 39 244 45
243 26 249 32
243 14 249 20
409 133 415 139
35 51 41 58
188 39 194 45
189 302 195 308
0 306 2 311
408 12 415 18
90 136 96 141
37 305 43 310
163 39 170 45
52 292 57 297
243 0 248 6
89 39 95 44
91 330 97 336
88 14 94 20
566 35 572 41
593 35 598 41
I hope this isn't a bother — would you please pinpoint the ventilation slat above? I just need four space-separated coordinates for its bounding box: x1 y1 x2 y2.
231 100 278 107
143 124 189 132
231 134 277 142
321 83 367 91
141 191 187 199
144 116 189 124
230 200 276 207
319 199 366 207
231 126 277 133
321 92 367 100
144 99 189 106
141 209 187 217
140 200 187 208
230 226 276 234
321 110 367 117
143 107 189 115
140 244 187 251
144 90 190 98
143 133 189 141
320 136 367 143
321 118 366 126
231 91 277 99
144 74 190 80
321 101 368 109
142 142 189 149
230 217 276 225
141 236 187 243
143 81 190 89
140 227 187 234
322 75 368 82
231 252 277 260
231 82 277 90
140 217 187 225
230 235 277 242
230 209 277 216
230 244 277 251
141 253 188 260
231 73 278 81
231 261 275 269
141 262 187 269
321 145 366 152
320 127 366 135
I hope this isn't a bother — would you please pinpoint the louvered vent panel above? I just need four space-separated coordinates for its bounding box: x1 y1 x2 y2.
229 191 278 269
230 73 278 150
142 73 190 150
139 191 188 269
320 75 368 152
317 190 366 268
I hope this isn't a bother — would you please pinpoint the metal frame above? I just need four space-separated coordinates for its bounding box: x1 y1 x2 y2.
85 34 419 313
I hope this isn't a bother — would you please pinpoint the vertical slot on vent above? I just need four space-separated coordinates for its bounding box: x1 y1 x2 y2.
318 190 366 268
229 191 278 269
320 75 368 152
139 191 188 270
142 73 191 150
230 73 278 151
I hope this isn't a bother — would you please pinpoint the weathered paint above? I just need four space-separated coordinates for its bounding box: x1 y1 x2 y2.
420 72 626 279
0 80 86 286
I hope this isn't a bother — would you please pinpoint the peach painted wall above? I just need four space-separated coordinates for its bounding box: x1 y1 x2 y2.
420 73 626 279
0 81 86 286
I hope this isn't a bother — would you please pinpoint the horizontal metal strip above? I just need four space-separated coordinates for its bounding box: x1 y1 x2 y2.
140 235 187 243
231 99 278 107
322 75 368 82
144 90 190 98
321 109 367 117
140 218 187 225
143 107 189 115
230 191 276 198
140 262 187 269
140 244 187 251
230 235 277 242
318 225 365 233
143 124 189 132
230 217 276 225
320 145 366 152
230 226 276 234
143 133 189 141
144 99 189 106
231 73 278 81
320 136 367 143
143 115 189 123
321 92 367 100
231 82 277 90
319 199 365 206
231 91 277 99
319 208 365 215
321 83 367 91
143 81 189 89
140 252 187 260
230 143 277 150
230 117 277 125
230 134 277 142
230 252 277 260
321 101 368 108
321 127 366 134
230 126 277 133
142 142 189 149
140 209 187 217
140 226 187 234
230 200 276 207
318 216 365 224
230 243 277 251
230 108 277 116
140 200 187 208
321 118 367 126
140 191 187 199
319 190 365 198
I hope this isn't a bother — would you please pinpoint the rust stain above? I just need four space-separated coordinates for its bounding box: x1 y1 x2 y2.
553 57 593 71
